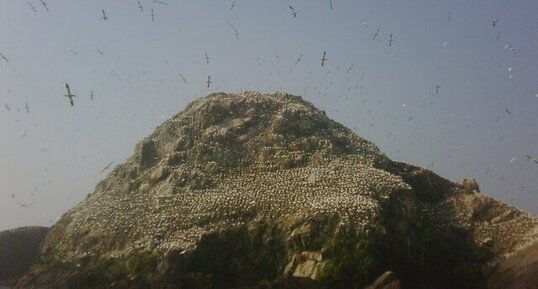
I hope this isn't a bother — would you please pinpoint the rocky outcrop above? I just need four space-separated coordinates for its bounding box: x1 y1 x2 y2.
0 226 49 285
486 241 538 289
463 178 480 193
13 92 538 289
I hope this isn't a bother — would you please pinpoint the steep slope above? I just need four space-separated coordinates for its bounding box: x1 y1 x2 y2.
14 92 538 289
0 226 49 286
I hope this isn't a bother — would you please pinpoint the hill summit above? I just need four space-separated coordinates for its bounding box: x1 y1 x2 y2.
14 92 538 289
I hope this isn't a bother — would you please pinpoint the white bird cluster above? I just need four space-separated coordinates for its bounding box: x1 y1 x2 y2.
59 155 410 258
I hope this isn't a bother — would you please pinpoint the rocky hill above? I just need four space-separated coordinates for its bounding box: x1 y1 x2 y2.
13 92 538 289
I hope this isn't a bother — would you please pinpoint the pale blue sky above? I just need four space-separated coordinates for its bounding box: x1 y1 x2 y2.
1 0 537 230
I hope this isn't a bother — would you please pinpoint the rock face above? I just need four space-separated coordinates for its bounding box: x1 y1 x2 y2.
13 92 538 289
0 226 49 285
486 241 538 289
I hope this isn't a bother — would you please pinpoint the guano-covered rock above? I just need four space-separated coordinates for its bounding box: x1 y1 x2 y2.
14 92 538 289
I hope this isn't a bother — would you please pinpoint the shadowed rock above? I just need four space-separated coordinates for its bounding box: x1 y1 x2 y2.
0 226 49 286
487 241 538 289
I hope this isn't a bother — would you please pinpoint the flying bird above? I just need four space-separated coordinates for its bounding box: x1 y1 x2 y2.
204 52 210 64
346 63 354 73
492 18 498 27
64 83 76 106
504 44 516 55
226 20 239 39
179 74 187 83
39 0 48 12
90 90 94 100
16 202 31 208
137 1 143 12
389 34 393 47
294 53 303 65
101 9 108 21
289 6 297 17
151 8 155 22
100 161 114 173
25 102 30 113
505 108 511 114
330 0 333 10
4 104 10 112
372 29 380 40
435 84 441 95
28 2 37 13
206 76 212 88
230 1 236 10
320 51 327 66
153 0 168 5
0 52 8 62
527 155 538 163
97 49 104 56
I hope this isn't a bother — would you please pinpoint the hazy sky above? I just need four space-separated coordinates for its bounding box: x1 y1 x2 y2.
1 0 538 230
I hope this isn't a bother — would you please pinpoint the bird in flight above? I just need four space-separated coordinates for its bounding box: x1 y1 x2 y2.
96 48 104 56
372 28 380 40
179 74 187 83
527 155 538 164
505 108 511 114
435 84 441 95
25 102 30 113
28 2 37 13
64 83 76 106
289 6 297 17
492 18 498 27
151 8 155 22
100 161 114 173
16 201 31 208
346 63 354 73
230 1 236 10
320 51 327 66
389 34 393 47
90 90 94 100
330 0 333 10
137 1 144 12
206 76 212 88
153 0 168 5
39 0 48 12
0 52 8 62
205 52 210 64
226 21 239 39
294 54 303 65
4 103 11 112
101 9 108 21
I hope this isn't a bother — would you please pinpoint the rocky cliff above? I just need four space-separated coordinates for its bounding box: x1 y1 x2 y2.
13 92 538 289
